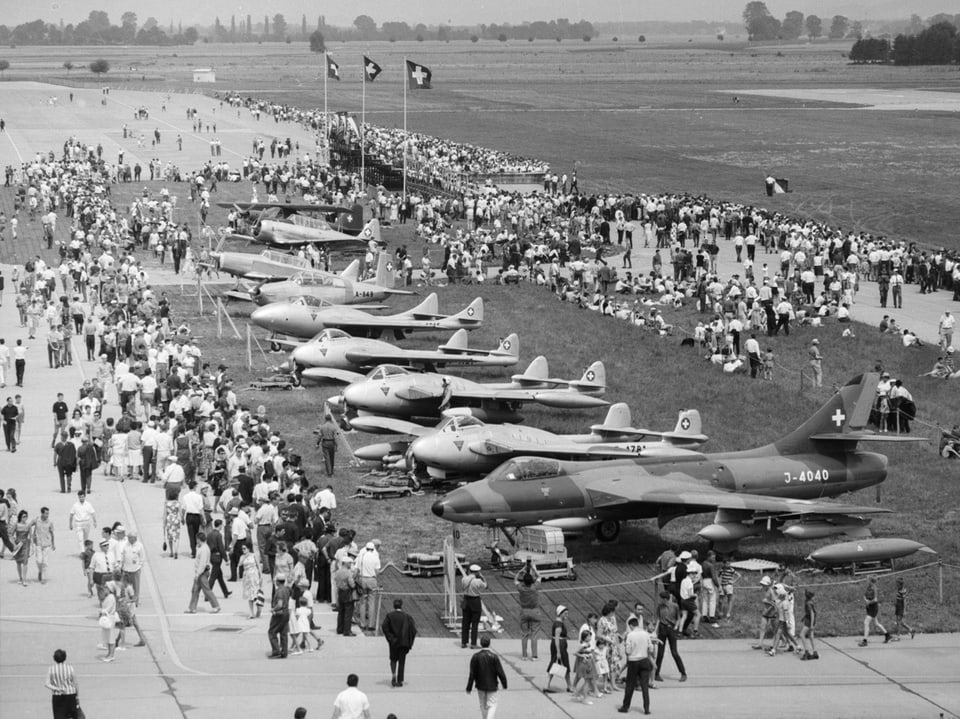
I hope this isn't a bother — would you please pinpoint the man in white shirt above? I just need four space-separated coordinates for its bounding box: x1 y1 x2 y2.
332 673 371 719
121 530 146 604
354 541 382 631
141 421 158 483
179 481 205 558
68 490 97 550
617 616 652 715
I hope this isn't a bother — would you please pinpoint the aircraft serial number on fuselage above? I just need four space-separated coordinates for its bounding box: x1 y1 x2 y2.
783 469 830 484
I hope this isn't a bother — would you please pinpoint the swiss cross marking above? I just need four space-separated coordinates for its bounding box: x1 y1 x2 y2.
411 66 428 85
831 409 845 427
586 370 596 382
680 417 691 430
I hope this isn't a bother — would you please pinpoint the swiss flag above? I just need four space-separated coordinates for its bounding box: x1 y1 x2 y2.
326 54 340 81
363 56 382 83
405 60 432 90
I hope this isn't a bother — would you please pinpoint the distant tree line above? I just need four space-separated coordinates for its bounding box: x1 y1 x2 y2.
850 21 960 65
742 2 856 41
320 15 596 43
0 11 198 45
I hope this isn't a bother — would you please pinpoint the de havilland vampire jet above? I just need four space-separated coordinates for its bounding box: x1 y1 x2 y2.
330 356 608 425
252 253 414 306
251 293 484 341
289 329 520 383
352 405 708 480
431 373 921 546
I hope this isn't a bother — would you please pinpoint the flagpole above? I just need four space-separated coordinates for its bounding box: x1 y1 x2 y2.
361 57 366 190
323 54 328 156
402 56 407 202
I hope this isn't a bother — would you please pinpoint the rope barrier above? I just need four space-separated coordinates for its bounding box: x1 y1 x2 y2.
380 560 951 599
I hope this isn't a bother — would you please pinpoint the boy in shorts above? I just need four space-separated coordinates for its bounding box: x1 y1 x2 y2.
892 577 916 640
799 590 819 660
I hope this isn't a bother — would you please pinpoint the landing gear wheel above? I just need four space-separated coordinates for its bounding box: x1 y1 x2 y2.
594 520 620 542
408 476 422 491
269 341 281 352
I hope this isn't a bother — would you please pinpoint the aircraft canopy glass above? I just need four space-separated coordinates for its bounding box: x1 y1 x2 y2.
437 415 485 433
293 272 339 288
365 364 409 380
488 457 562 482
291 295 335 308
314 328 351 342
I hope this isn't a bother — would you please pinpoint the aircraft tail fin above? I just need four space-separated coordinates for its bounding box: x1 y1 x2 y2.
340 204 365 234
591 403 633 433
339 259 361 281
373 252 394 288
568 361 606 393
660 409 709 446
440 329 469 352
773 373 879 455
451 297 483 326
492 333 519 358
357 219 382 246
407 292 439 318
512 355 549 384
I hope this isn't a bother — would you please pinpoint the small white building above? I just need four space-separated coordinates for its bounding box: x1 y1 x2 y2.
192 68 216 83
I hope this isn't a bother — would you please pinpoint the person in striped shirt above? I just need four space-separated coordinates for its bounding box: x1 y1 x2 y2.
718 558 741 620
44 648 79 719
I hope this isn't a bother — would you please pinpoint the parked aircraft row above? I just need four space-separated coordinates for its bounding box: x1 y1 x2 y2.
217 200 373 249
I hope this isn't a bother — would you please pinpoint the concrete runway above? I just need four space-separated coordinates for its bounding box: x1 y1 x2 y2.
1 81 959 719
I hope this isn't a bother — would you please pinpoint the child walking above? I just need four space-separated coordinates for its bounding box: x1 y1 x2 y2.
799 590 819 660
892 577 916 640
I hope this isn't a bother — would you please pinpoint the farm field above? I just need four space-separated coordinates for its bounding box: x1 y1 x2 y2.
3 38 960 244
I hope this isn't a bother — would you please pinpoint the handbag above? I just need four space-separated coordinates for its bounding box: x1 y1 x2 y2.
98 614 115 629
548 662 567 678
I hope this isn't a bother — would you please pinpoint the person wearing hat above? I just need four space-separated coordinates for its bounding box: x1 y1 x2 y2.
461 564 487 650
545 605 571 693
268 572 292 658
355 540 382 632
333 555 358 636
753 575 777 651
90 538 113 601
808 338 823 388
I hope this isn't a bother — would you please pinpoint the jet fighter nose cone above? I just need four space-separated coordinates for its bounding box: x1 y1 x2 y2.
411 436 440 466
431 500 445 518
326 394 345 412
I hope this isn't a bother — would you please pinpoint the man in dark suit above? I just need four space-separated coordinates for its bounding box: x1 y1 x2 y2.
206 520 231 598
381 599 418 687
466 636 507 719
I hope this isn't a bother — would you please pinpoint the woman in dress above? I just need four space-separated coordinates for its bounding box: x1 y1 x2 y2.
545 605 572 693
98 581 119 662
162 486 181 559
12 509 32 585
597 600 624 687
109 424 129 480
239 542 263 619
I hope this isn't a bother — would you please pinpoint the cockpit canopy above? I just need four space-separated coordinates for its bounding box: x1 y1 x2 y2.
313 328 351 342
365 364 410 381
437 415 485 433
488 457 562 482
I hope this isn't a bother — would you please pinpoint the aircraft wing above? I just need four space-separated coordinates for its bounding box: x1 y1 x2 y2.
347 416 434 436
469 439 644 460
451 387 609 409
300 367 367 384
583 474 891 518
343 348 514 368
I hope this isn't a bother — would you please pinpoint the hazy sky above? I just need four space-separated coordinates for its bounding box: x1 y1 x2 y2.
11 0 951 28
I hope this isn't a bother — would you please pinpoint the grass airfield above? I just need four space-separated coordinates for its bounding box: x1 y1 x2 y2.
0 43 959 718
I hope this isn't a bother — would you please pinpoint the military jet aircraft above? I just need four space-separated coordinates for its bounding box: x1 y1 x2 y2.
252 253 414 306
352 406 707 480
251 293 484 341
431 373 920 546
330 356 608 425
290 328 520 383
